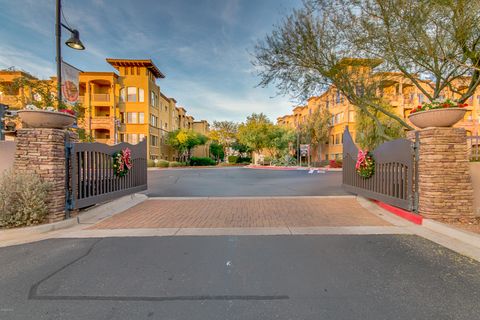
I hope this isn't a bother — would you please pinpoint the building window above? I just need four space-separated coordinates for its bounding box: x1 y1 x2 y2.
150 115 158 127
126 133 138 144
164 123 168 129
139 88 144 102
336 91 341 104
138 112 145 124
120 88 125 102
127 87 137 102
165 106 168 112
418 93 424 103
334 134 342 145
150 91 156 107
126 112 138 124
150 135 159 147
137 67 140 75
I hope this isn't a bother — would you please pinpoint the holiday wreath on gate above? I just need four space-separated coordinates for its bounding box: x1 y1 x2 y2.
355 149 375 179
113 148 133 177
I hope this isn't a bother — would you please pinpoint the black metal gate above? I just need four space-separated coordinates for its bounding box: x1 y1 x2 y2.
342 127 418 212
66 139 147 210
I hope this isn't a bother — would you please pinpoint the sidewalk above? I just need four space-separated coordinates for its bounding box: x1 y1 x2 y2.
2 194 480 262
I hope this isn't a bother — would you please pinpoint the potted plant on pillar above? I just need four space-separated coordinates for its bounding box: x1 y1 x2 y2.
1 76 78 129
408 98 468 129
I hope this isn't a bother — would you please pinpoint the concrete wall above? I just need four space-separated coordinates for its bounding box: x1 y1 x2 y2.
470 162 480 217
0 141 16 173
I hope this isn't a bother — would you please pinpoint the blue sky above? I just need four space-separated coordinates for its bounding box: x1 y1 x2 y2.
0 0 301 123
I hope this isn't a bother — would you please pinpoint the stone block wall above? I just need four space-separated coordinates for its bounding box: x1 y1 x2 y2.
408 127 474 222
13 128 78 222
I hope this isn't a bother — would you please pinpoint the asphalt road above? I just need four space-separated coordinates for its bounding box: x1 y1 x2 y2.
1 235 480 319
145 167 348 197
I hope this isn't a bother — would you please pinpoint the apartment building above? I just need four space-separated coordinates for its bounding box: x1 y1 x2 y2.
192 120 211 158
277 59 480 161
78 71 120 145
0 60 209 161
0 70 37 109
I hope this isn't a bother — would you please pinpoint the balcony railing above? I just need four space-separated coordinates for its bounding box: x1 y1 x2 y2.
93 94 110 102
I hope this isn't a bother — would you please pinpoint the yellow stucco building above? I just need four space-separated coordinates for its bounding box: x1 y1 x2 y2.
0 59 210 161
192 120 211 158
277 60 480 162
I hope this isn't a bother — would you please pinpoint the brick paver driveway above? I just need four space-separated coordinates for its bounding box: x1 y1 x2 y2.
91 197 390 229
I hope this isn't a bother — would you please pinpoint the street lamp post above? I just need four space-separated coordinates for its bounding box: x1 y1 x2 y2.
56 0 85 104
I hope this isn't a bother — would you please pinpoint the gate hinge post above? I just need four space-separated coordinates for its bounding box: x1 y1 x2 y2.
65 135 74 216
411 131 420 213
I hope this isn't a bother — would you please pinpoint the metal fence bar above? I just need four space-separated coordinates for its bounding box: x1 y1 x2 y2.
70 139 147 209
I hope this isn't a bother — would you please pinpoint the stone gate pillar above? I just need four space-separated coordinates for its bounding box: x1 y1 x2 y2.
408 127 474 222
14 128 78 222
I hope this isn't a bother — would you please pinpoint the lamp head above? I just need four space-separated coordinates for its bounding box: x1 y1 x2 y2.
65 29 85 50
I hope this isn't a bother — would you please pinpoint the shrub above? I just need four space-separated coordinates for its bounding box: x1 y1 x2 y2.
147 160 155 167
0 170 51 228
227 155 239 164
237 157 252 164
156 160 170 168
190 157 216 166
270 155 296 166
169 161 186 167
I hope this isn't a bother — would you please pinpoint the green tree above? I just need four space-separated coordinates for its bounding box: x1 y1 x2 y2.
262 126 294 158
167 129 208 161
209 120 238 160
353 0 480 103
237 113 295 161
252 0 480 143
237 113 273 152
209 142 225 162
300 107 331 161
355 106 405 150
231 141 251 156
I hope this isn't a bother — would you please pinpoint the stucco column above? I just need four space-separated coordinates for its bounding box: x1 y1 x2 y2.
14 128 78 222
408 127 474 222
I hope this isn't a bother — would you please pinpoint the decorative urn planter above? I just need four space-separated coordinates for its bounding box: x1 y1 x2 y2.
408 107 466 129
17 110 76 129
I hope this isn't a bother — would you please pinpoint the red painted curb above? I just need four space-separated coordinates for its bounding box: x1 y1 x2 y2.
372 200 423 225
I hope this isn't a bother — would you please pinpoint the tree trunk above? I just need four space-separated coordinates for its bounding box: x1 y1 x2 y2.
318 144 322 165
